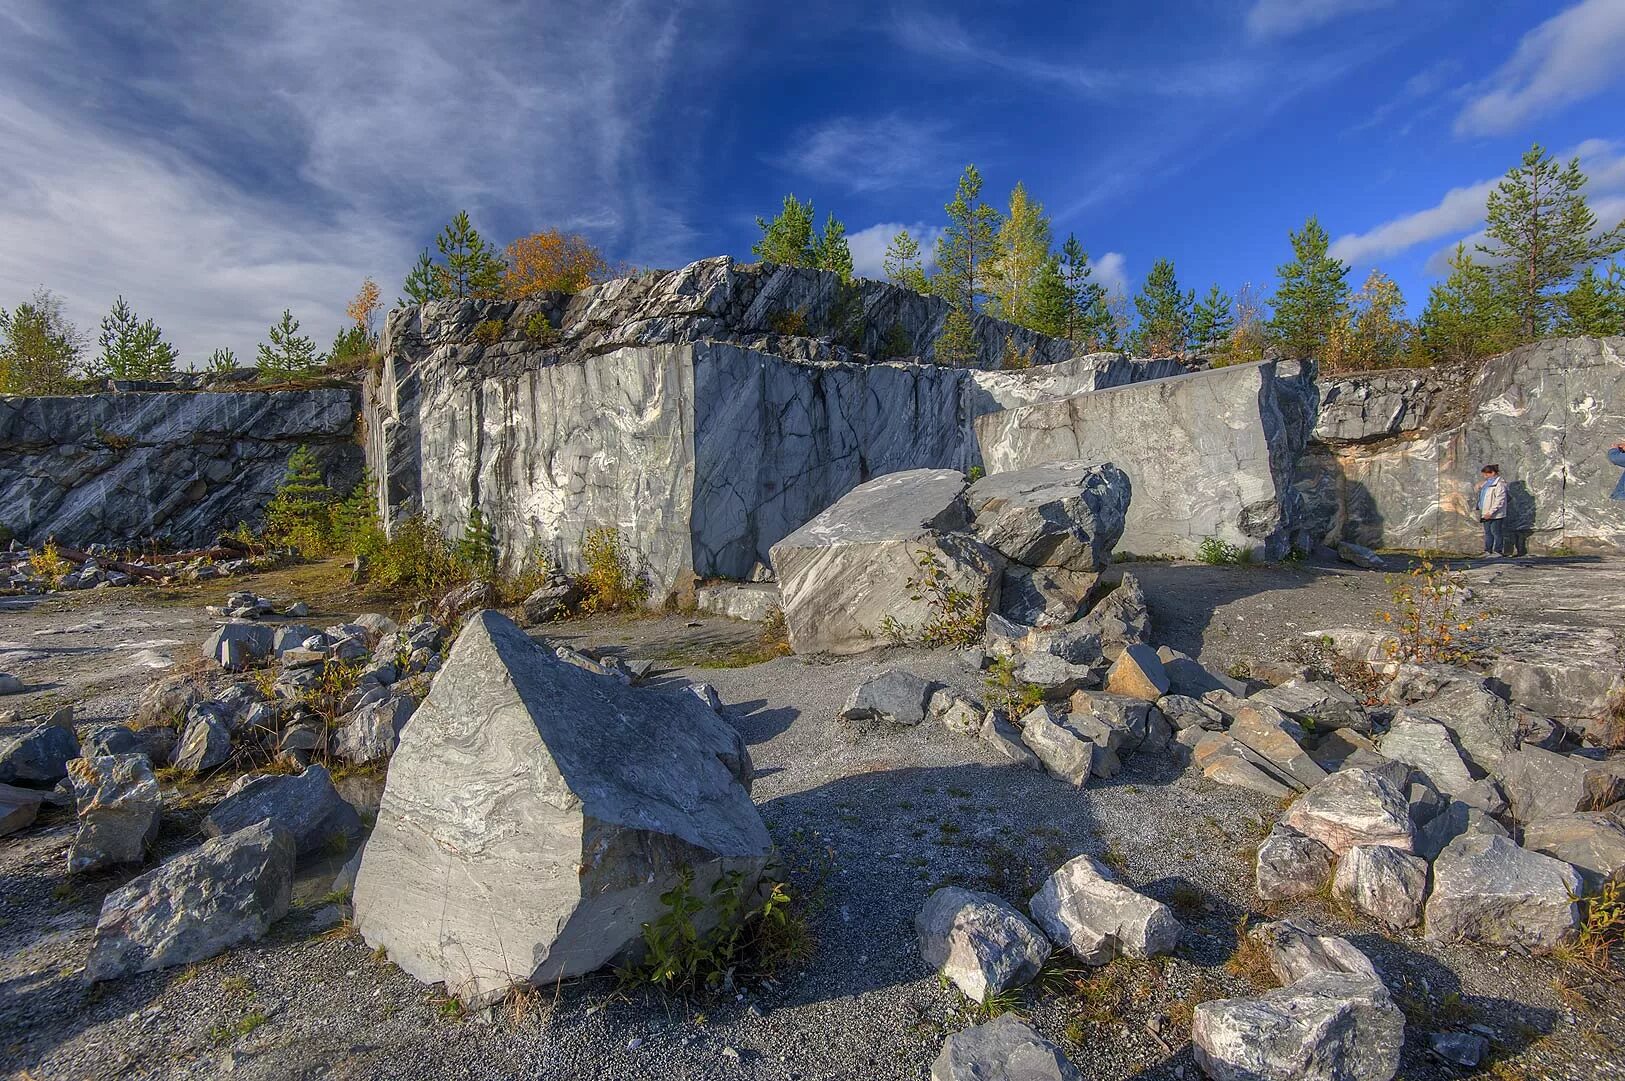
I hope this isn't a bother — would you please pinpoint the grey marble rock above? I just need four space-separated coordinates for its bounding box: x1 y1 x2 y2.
80 725 145 758
841 670 934 726
997 565 1094 629
1247 920 1382 987
1229 705 1327 792
1018 706 1095 787
771 469 1002 655
1313 369 1444 446
85 821 295 981
1256 824 1335 902
522 576 583 624
1156 646 1246 699
1247 679 1371 734
170 704 232 773
1335 541 1385 569
1424 834 1580 950
333 695 418 763
1430 1031 1489 1068
1028 854 1181 965
202 622 276 672
130 672 209 729
1157 693 1226 731
1191 971 1404 1081
1521 812 1625 891
931 1015 1080 1081
0 783 43 836
1332 845 1429 929
980 712 1044 771
0 387 361 548
66 754 161 874
1378 717 1477 798
1282 769 1415 856
0 723 79 785
1499 746 1625 824
1076 573 1151 660
1398 680 1516 778
693 581 779 623
353 611 769 1006
965 461 1129 572
0 673 21 695
204 765 360 857
929 688 984 736
915 886 1051 1001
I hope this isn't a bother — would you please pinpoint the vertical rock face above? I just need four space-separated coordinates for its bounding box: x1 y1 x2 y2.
352 611 770 1006
975 361 1319 559
0 387 362 547
1299 336 1625 553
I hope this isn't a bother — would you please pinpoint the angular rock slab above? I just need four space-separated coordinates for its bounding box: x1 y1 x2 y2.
769 469 1002 655
841 670 933 726
1255 824 1334 902
916 886 1051 1002
66 755 162 874
1247 679 1370 734
86 821 295 981
205 765 360 857
1018 706 1095 787
1499 746 1625 825
353 611 770 1006
1378 717 1476 798
1104 643 1169 703
1028 854 1181 965
1282 769 1414 856
1249 920 1381 987
932 1014 1081 1081
965 460 1129 572
333 695 418 763
1522 812 1625 892
1192 971 1404 1081
1332 845 1428 930
0 723 80 786
1424 834 1580 950
0 783 44 836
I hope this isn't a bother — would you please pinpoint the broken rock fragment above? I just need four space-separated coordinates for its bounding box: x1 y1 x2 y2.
931 1014 1081 1081
1028 854 1181 965
1282 768 1414 855
916 886 1050 1001
66 754 162 874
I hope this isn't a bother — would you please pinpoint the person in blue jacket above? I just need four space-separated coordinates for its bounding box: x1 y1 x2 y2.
1611 440 1625 501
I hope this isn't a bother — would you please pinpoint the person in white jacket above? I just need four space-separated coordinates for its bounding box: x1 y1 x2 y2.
1477 463 1509 557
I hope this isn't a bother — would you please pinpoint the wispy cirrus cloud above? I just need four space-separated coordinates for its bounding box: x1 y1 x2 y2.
778 115 961 194
1245 0 1397 41
889 11 1115 95
1455 0 1625 137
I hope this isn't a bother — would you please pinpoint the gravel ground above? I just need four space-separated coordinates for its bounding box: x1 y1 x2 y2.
1 555 1621 1080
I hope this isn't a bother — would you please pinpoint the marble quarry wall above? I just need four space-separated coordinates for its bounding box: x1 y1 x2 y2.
0 385 363 548
1298 336 1625 554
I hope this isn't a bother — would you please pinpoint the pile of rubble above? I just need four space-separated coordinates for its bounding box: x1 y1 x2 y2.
0 539 285 594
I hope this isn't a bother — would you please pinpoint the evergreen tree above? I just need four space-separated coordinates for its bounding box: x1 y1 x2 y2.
455 505 498 576
0 288 85 394
95 296 178 379
934 306 980 367
256 309 320 380
934 164 1002 313
401 249 444 305
207 347 237 373
1479 144 1625 341
434 211 505 299
1557 264 1625 337
1269 216 1350 359
1059 234 1112 347
1131 259 1194 356
988 182 1052 327
1027 256 1072 338
263 444 335 554
813 213 853 283
753 194 817 266
883 229 930 293
1418 243 1519 363
1190 285 1235 350
327 324 373 372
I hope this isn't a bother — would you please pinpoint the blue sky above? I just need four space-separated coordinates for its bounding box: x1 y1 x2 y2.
3 0 1624 363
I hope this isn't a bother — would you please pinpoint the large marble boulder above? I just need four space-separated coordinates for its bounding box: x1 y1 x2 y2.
1332 845 1428 930
1378 717 1476 798
1018 706 1095 787
1191 971 1404 1081
1028 854 1181 965
1424 834 1580 950
204 765 360 857
86 821 295 981
916 886 1051 1001
1282 769 1414 856
1499 746 1625 824
931 1015 1080 1081
769 469 1002 654
66 754 162 874
965 461 1129 574
353 611 770 1006
1522 812 1625 891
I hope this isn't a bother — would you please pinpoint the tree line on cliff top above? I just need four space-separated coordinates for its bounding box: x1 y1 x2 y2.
3 145 1622 395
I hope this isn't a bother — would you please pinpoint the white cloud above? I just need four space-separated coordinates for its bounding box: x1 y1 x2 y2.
847 223 944 281
1245 0 1396 40
1329 178 1499 264
1455 0 1625 137
1093 252 1129 296
780 116 957 194
890 12 1113 95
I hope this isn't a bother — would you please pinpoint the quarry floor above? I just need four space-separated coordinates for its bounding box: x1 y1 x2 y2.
1 554 1622 1081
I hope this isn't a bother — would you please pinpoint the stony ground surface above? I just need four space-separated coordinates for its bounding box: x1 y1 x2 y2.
1 554 1622 1080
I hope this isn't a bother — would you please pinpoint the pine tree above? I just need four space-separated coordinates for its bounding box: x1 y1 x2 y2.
1557 264 1625 337
1027 256 1072 338
1131 259 1194 356
207 347 237 373
402 249 444 305
263 444 335 554
883 229 930 293
813 213 853 283
435 211 505 299
988 182 1052 327
934 164 1002 313
94 296 178 379
1480 144 1625 341
1190 285 1235 350
256 309 320 380
1269 216 1350 360
1059 235 1111 347
934 307 980 367
753 194 817 266
455 505 498 576
1418 244 1519 363
0 288 85 394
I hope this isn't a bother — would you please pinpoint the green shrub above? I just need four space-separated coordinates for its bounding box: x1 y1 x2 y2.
523 312 559 344
984 655 1044 716
908 549 988 647
473 318 506 346
263 447 337 556
620 868 808 995
580 525 650 611
766 308 808 336
454 506 497 578
1197 536 1248 565
877 321 913 360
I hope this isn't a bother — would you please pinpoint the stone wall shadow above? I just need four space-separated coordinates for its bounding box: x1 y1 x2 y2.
1116 558 1343 661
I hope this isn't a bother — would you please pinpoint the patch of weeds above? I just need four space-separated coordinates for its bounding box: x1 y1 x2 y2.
318 888 352 906
1556 878 1623 974
208 1010 268 1044
1377 560 1488 666
502 983 546 1028
1197 536 1249 565
1166 974 1219 1032
1223 916 1276 990
1099 844 1129 875
984 656 1045 717
523 311 559 345
219 975 253 996
579 525 651 612
1166 884 1206 918
974 986 1025 1019
696 609 794 669
429 991 467 1022
472 318 506 346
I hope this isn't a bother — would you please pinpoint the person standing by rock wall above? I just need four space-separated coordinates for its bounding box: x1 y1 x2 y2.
1476 464 1509 558
1610 441 1625 503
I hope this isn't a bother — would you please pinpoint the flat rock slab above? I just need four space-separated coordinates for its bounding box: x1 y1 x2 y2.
1424 834 1580 950
1192 971 1404 1081
86 821 295 981
965 460 1129 572
1249 920 1381 987
1499 746 1625 824
0 782 43 836
353 611 770 1006
1522 812 1625 891
0 724 79 786
1247 679 1370 734
932 1014 1081 1081
916 886 1050 1002
1379 717 1476 798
